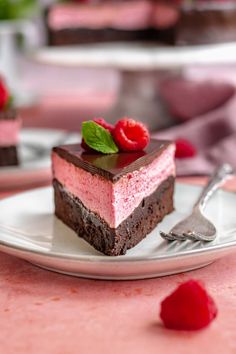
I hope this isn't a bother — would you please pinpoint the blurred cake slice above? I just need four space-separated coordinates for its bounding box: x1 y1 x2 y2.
0 109 20 167
0 79 20 167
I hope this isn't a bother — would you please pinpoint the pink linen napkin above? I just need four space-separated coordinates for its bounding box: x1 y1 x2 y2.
154 77 236 176
159 78 235 122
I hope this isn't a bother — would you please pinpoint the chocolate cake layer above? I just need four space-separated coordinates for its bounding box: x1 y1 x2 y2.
53 139 172 182
48 27 176 46
0 146 18 167
53 176 174 256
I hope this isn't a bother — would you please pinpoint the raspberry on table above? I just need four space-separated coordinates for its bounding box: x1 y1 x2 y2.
160 279 218 330
113 118 150 152
175 138 197 158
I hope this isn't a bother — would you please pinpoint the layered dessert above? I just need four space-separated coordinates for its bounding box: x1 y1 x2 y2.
0 80 20 167
52 118 175 256
46 0 179 46
46 0 236 46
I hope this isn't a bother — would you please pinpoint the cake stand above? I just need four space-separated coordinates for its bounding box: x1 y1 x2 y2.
33 42 236 130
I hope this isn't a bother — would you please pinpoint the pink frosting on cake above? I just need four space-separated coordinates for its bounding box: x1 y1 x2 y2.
49 1 152 30
52 144 175 228
0 118 21 147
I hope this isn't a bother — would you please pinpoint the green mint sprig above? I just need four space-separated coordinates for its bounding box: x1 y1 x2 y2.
82 121 119 154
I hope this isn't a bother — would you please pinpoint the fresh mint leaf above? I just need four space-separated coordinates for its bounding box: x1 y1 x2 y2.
82 121 119 154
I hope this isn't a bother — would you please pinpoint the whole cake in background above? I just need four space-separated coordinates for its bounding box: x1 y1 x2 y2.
52 118 176 256
0 79 21 167
179 0 236 45
46 0 236 46
46 0 179 46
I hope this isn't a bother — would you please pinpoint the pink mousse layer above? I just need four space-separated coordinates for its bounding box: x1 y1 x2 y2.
0 118 21 147
49 1 153 30
52 144 175 228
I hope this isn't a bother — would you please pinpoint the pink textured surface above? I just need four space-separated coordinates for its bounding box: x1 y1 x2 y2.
52 144 175 227
0 252 236 354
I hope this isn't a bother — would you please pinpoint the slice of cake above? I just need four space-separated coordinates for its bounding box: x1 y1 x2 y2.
0 79 20 167
52 118 175 256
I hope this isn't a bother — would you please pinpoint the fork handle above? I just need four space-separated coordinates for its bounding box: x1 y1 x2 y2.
194 163 234 211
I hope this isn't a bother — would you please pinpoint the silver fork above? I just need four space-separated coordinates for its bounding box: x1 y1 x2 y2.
160 164 234 242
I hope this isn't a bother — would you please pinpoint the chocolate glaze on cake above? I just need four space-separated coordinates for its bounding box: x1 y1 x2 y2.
54 176 174 256
53 139 172 182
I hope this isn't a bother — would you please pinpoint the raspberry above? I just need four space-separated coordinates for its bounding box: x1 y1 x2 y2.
160 280 218 331
175 138 197 158
81 118 114 151
0 80 9 110
93 118 114 133
113 118 150 152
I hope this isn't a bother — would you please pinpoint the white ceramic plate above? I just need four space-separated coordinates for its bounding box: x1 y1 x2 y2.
34 42 236 70
0 183 235 280
0 128 80 189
